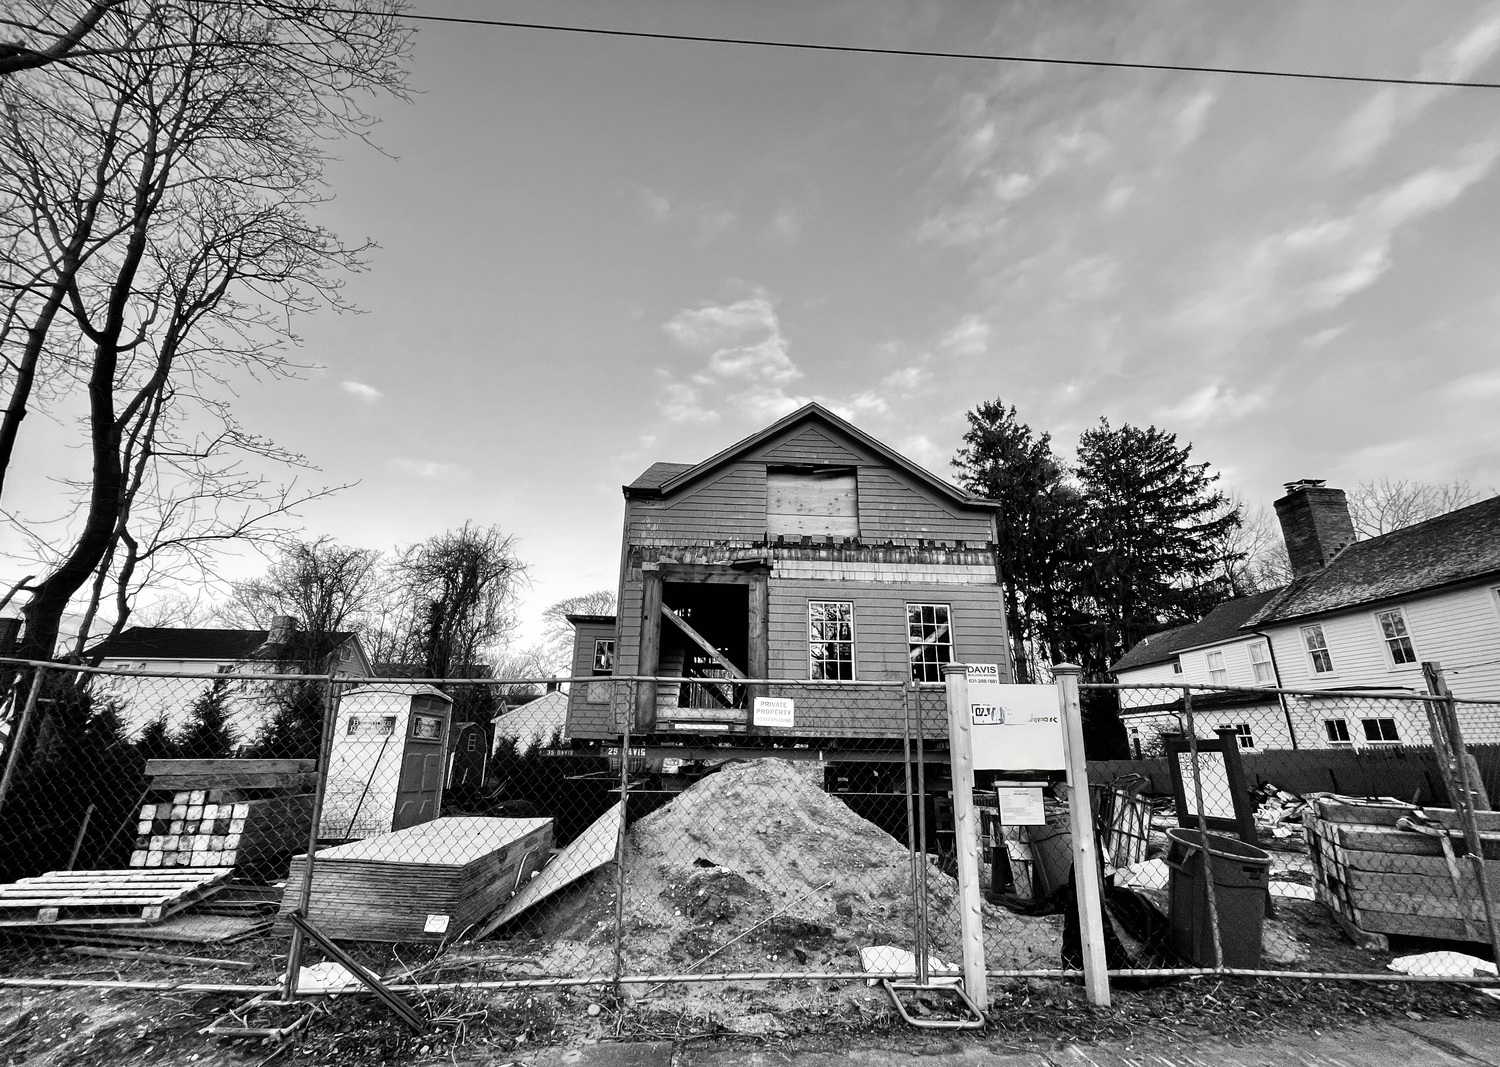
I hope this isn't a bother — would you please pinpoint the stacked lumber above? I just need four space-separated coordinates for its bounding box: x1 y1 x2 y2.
1305 797 1500 945
129 759 315 871
280 816 553 942
0 868 231 926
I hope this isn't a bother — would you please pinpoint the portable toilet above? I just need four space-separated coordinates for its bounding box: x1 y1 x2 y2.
320 683 452 840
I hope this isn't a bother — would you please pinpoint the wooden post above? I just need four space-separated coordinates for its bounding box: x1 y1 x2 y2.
1053 663 1110 1007
941 663 987 1010
636 565 662 733
1423 661 1491 811
281 676 342 1002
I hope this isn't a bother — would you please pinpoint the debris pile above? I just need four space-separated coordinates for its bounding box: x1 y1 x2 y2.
1252 783 1308 839
524 759 1061 986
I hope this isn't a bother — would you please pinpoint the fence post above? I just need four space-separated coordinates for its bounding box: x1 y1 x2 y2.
281 674 341 1002
610 680 633 994
0 666 47 820
899 681 925 984
941 664 987 1009
1053 664 1110 1007
1179 689 1225 971
1422 662 1500 963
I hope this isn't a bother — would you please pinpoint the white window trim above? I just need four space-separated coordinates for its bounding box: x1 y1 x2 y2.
1205 649 1228 686
1248 640 1275 685
1372 607 1420 671
1359 716 1402 745
1300 624 1337 677
1323 717 1353 747
906 602 954 686
808 600 857 681
1232 722 1254 749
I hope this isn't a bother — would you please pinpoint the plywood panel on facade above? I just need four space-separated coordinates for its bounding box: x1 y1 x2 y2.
767 469 858 538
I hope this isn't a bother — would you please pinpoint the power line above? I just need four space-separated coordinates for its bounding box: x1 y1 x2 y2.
287 5 1500 91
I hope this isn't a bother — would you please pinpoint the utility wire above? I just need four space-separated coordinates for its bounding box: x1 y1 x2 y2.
277 5 1500 91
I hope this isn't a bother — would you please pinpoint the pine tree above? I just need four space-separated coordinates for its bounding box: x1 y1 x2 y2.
136 715 181 761
176 678 239 759
1073 419 1242 673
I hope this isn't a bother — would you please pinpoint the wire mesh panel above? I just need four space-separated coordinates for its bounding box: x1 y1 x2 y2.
1098 681 1500 982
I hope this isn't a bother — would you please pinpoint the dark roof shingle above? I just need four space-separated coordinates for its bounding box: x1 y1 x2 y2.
627 462 694 490
1110 588 1284 673
91 626 358 662
1247 495 1500 625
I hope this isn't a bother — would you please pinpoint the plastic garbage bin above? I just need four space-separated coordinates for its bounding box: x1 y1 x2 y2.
1025 801 1073 899
1164 828 1271 967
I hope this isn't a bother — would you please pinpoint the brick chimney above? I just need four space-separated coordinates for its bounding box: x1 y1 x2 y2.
266 614 298 648
1274 480 1356 578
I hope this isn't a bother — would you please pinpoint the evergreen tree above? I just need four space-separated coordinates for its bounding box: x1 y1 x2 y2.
136 715 181 762
1073 419 1242 674
175 678 239 759
953 400 1080 682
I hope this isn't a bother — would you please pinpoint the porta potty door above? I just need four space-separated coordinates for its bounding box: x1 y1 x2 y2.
394 696 450 831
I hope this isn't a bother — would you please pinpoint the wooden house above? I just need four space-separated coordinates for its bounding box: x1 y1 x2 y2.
565 403 1011 742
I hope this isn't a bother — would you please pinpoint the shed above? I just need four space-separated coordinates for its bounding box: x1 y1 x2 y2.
320 683 453 840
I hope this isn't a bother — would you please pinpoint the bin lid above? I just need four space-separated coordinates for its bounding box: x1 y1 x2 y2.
1165 827 1270 864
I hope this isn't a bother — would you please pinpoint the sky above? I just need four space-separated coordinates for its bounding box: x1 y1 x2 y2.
8 0 1500 652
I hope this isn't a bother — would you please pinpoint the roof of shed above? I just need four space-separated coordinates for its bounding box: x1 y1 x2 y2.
1109 588 1284 673
1246 494 1500 625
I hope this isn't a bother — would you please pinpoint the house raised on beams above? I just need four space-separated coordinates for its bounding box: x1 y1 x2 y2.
564 403 1013 742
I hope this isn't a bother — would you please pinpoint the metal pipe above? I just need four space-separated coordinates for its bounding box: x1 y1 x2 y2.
280 675 341 1002
899 681 921 982
610 680 632 994
913 685 930 986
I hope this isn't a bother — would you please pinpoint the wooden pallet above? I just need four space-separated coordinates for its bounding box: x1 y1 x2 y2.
0 868 232 926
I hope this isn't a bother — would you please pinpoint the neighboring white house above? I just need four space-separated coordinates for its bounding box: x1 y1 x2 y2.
1111 481 1500 754
88 617 373 735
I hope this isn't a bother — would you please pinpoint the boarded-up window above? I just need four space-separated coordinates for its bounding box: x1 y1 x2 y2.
767 467 858 538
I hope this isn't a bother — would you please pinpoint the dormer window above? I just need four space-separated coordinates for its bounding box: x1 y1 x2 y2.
767 466 858 538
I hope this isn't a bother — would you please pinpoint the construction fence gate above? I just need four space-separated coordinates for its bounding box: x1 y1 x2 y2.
0 657 1497 1021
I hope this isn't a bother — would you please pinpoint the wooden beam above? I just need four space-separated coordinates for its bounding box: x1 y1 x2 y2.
660 605 745 680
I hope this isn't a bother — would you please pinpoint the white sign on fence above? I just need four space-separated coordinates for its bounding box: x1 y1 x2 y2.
965 669 1065 772
996 786 1046 825
753 696 795 729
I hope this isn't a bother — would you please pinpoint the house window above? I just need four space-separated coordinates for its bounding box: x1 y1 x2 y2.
1362 717 1400 744
1248 641 1274 685
466 732 478 752
1206 650 1228 686
1324 718 1352 745
1233 723 1254 749
1375 609 1417 667
1171 661 1182 674
1301 625 1334 674
808 601 855 680
593 639 615 674
906 604 953 683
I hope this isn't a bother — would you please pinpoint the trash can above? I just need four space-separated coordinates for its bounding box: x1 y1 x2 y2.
1025 801 1073 899
1164 828 1271 967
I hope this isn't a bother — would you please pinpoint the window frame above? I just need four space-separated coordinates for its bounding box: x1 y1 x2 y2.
1248 640 1274 685
906 602 954 685
1232 722 1254 749
1373 608 1418 669
1205 649 1228 686
1301 624 1336 675
592 639 615 675
1361 716 1401 745
808 600 856 681
1324 717 1352 746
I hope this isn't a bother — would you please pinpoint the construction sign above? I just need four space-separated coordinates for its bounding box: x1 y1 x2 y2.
964 666 1066 771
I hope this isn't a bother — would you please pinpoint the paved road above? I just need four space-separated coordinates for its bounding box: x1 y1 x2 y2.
528 1018 1500 1066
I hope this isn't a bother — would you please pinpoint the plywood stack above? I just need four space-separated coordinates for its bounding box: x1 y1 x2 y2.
129 759 315 872
1305 797 1500 945
280 816 553 942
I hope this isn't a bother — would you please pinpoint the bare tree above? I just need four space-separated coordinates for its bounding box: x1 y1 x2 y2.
538 590 616 674
1 0 410 660
1347 477 1482 538
0 0 124 76
368 523 527 678
1214 496 1291 596
218 536 381 658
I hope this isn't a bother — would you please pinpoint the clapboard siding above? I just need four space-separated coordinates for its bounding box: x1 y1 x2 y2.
752 426 871 466
1177 635 1273 688
1266 580 1500 701
767 579 1010 682
857 467 994 543
628 464 766 543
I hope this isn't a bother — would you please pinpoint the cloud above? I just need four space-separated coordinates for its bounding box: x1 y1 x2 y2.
640 188 672 223
1301 324 1350 350
340 380 382 402
1159 384 1266 427
767 205 803 245
939 314 991 357
1172 143 1500 346
663 294 801 385
640 188 738 243
390 458 467 481
846 364 935 417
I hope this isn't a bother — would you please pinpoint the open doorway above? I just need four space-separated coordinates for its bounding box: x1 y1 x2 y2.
661 581 749 709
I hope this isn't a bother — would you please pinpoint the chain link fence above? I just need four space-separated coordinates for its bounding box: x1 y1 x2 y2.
2 659 1498 1018
1092 679 1500 981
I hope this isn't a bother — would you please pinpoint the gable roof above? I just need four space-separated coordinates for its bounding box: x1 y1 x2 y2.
1109 588 1284 673
90 626 358 662
624 403 994 511
1247 494 1500 626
